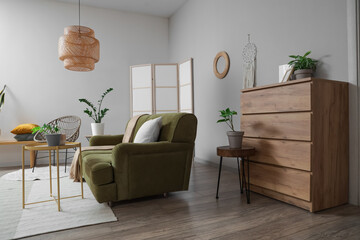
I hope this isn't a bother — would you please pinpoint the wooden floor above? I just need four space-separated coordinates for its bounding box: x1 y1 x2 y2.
1 162 360 240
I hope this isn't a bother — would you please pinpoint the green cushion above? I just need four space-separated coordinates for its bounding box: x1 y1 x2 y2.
82 150 114 186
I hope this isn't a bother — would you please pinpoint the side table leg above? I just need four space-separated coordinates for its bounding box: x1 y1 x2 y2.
247 156 250 204
237 157 243 194
22 146 25 209
49 150 52 197
57 149 60 211
216 156 223 199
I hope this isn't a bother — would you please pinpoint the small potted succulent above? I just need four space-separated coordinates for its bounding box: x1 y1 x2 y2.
79 88 113 136
217 108 244 149
32 124 64 146
288 51 318 79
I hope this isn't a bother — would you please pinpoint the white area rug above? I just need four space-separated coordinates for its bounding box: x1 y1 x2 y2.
1 166 69 181
0 177 117 239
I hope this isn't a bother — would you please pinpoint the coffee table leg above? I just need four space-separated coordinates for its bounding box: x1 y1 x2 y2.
49 150 52 197
57 149 60 211
216 156 223 199
22 146 25 209
237 157 243 194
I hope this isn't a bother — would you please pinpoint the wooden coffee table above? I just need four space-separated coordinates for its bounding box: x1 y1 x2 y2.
22 142 84 211
0 140 37 167
216 146 256 203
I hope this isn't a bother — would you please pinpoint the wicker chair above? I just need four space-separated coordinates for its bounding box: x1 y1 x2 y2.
34 115 81 172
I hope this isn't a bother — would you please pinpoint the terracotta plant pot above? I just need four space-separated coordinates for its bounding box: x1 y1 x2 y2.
294 69 313 79
45 134 62 146
227 131 244 149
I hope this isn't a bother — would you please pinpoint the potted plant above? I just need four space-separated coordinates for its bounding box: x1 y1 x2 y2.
79 88 113 136
0 85 5 135
288 51 318 79
217 108 244 149
0 85 5 111
32 124 64 146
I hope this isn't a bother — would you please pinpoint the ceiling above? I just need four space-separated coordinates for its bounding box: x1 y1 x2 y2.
54 0 188 18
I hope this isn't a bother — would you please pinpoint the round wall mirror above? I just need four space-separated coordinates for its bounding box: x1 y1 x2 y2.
213 51 230 79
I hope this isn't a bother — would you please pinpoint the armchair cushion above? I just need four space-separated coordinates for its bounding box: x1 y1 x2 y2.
82 150 114 186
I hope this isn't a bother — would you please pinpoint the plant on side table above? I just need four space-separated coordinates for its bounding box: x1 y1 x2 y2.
217 108 244 149
288 51 318 80
32 124 64 146
78 88 113 136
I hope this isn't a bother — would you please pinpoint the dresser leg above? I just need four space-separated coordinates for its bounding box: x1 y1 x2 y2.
216 156 223 199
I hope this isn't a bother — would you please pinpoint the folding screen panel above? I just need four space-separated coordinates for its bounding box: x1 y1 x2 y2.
130 64 153 117
179 59 194 113
154 64 178 114
130 59 193 117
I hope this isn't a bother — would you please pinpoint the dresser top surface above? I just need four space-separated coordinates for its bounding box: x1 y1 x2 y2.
241 78 347 93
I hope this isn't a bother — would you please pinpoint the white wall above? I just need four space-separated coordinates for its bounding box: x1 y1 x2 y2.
168 0 358 204
0 0 169 166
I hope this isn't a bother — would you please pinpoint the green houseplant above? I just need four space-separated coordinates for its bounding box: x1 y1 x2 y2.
0 85 5 111
217 108 244 149
0 85 6 136
79 88 113 136
32 124 64 146
288 51 318 79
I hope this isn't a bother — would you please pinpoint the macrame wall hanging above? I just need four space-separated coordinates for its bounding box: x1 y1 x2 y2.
242 34 257 89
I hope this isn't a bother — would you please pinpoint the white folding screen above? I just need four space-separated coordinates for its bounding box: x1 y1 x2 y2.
179 59 194 113
130 64 153 117
154 64 178 114
130 59 193 117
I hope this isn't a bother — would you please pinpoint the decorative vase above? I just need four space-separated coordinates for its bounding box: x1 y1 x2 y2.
294 69 313 79
227 131 244 149
45 134 62 146
91 123 104 136
60 134 66 145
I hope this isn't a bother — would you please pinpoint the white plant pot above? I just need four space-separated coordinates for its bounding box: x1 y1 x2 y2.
91 123 104 136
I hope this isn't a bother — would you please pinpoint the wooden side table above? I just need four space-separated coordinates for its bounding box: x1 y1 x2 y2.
216 146 255 203
22 142 84 211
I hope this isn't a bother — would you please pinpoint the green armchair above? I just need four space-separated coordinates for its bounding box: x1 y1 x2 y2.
82 113 197 203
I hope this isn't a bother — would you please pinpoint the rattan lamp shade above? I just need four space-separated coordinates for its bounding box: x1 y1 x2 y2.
58 25 99 71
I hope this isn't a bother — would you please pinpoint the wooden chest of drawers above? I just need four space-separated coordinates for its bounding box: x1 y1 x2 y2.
240 78 349 212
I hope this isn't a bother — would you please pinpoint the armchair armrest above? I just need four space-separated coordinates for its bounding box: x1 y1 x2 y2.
90 134 124 146
111 141 194 200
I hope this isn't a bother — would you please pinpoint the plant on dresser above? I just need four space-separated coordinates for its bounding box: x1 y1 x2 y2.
240 78 349 212
288 51 318 79
217 108 244 149
78 88 113 136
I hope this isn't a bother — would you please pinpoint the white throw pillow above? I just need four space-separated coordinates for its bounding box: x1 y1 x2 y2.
133 117 162 143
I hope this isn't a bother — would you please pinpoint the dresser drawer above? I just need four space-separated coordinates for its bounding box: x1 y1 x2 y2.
241 112 311 141
243 138 311 171
241 82 311 114
247 162 311 201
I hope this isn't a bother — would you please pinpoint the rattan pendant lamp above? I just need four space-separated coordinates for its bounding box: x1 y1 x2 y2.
58 0 99 71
